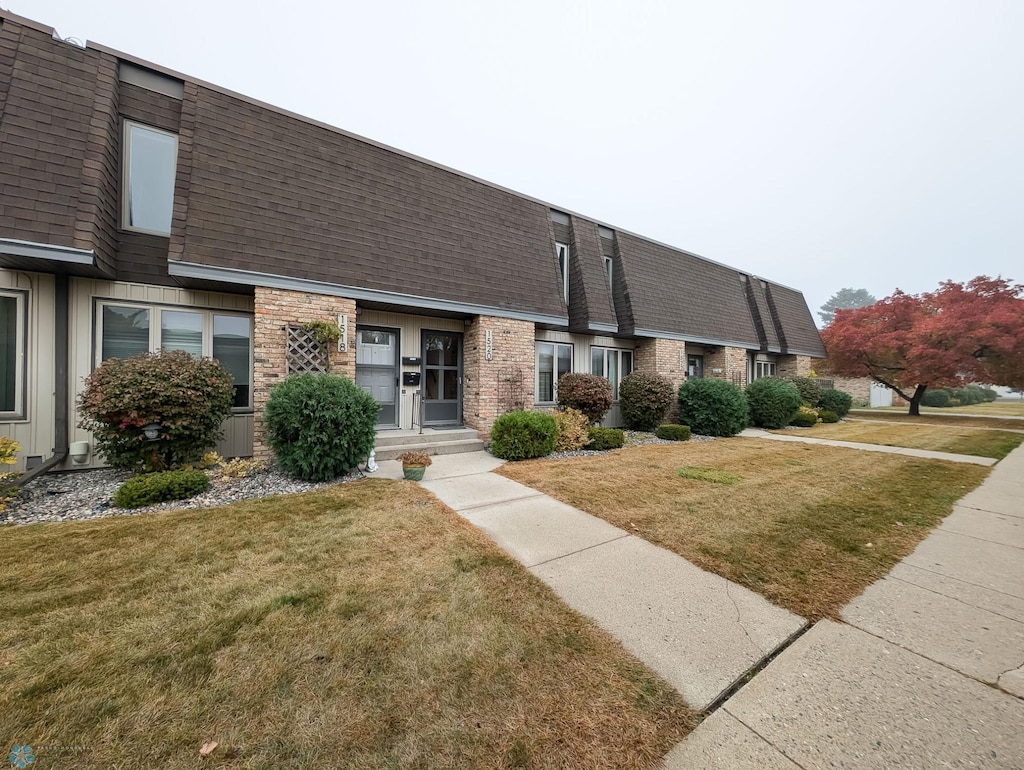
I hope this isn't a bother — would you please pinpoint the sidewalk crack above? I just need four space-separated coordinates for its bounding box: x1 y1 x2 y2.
726 579 765 656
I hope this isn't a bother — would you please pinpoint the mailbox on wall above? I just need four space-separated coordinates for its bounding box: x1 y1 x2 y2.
403 371 421 386
402 356 422 366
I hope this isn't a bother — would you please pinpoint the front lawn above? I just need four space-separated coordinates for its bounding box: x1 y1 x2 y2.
867 401 1024 418
0 479 693 769
772 421 1024 459
851 410 1024 431
498 440 988 620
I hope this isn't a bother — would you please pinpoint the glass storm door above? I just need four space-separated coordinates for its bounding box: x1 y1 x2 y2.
422 331 462 425
355 327 399 428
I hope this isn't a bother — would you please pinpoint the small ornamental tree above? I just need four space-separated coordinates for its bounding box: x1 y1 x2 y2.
265 373 379 482
677 378 748 437
78 350 235 472
823 277 1024 415
556 373 613 424
619 372 675 431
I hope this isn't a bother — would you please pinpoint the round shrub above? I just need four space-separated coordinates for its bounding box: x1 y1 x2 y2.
788 376 822 406
980 387 999 402
655 424 691 441
818 410 840 423
113 469 211 509
619 372 675 431
556 373 613 424
587 427 625 451
490 410 557 460
265 373 379 481
746 377 802 429
921 389 951 408
78 350 235 472
677 378 749 437
816 388 853 419
553 408 590 452
789 407 819 427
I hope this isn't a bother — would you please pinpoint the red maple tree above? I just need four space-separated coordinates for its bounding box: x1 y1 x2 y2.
821 276 1024 415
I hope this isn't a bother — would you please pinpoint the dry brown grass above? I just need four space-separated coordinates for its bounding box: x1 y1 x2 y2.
851 410 1024 431
773 422 1024 459
868 401 1024 417
498 440 988 621
0 479 694 769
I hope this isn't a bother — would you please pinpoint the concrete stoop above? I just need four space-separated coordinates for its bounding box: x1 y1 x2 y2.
373 428 484 461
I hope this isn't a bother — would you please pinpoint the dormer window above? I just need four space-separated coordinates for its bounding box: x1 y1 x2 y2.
555 242 569 303
605 256 613 290
123 121 178 236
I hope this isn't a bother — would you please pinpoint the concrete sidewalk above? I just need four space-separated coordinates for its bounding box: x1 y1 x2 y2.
666 442 1024 768
373 451 805 711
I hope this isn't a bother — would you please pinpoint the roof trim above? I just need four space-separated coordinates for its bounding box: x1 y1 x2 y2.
0 238 95 265
168 261 567 326
588 322 618 334
632 327 756 350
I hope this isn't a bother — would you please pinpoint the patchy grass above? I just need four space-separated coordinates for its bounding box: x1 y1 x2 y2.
677 467 741 484
869 401 1024 418
498 440 988 620
0 479 693 769
851 411 1024 432
773 421 1024 459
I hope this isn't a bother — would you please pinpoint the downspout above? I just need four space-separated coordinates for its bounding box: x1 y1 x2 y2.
16 272 69 485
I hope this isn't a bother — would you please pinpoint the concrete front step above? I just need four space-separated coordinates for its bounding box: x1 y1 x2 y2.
374 428 479 448
374 436 485 460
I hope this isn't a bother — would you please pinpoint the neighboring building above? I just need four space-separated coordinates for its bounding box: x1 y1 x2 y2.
0 10 826 472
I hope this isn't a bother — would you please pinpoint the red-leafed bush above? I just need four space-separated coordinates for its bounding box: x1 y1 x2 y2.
78 350 235 472
556 373 613 424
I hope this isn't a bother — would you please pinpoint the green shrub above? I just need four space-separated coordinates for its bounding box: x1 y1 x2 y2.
788 376 822 406
746 377 803 429
816 388 853 419
265 373 379 481
655 424 691 441
980 387 999 402
921 389 951 408
78 350 235 472
556 373 613 424
113 469 210 509
586 427 625 451
677 378 748 437
818 410 840 423
789 407 819 427
490 410 558 460
553 408 590 452
619 372 675 431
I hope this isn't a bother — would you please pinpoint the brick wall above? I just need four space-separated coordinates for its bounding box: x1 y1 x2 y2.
831 376 872 404
706 346 749 388
252 286 356 457
777 354 812 379
634 337 686 422
464 316 535 438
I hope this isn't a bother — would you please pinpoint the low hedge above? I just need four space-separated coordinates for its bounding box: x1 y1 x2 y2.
587 427 625 451
490 410 558 460
789 408 819 428
655 424 691 441
113 469 210 509
818 410 840 423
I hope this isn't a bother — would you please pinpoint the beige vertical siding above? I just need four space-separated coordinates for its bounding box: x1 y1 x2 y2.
0 271 56 471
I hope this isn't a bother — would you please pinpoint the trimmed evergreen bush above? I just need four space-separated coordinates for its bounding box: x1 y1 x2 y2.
556 373 613 424
788 376 822 406
619 372 675 431
78 349 235 472
677 378 749 437
789 407 819 427
553 408 590 452
921 389 951 408
113 469 211 509
818 410 840 423
265 373 379 481
746 377 803 429
586 427 625 450
980 387 999 402
654 424 691 441
490 410 558 460
816 388 853 419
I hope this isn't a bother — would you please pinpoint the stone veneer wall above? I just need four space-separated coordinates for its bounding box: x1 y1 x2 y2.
776 355 813 379
830 376 872 405
252 287 357 458
634 337 687 422
705 346 750 388
463 316 536 438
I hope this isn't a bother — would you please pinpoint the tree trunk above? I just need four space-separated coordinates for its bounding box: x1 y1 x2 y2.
907 384 928 416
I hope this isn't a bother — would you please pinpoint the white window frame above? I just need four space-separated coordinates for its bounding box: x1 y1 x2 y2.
122 120 179 236
535 341 573 404
0 289 27 421
605 256 613 290
95 300 254 411
555 242 569 303
591 346 633 400
753 354 777 381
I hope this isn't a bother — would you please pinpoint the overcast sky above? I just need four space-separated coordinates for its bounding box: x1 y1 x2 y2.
15 0 1024 324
